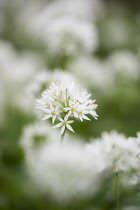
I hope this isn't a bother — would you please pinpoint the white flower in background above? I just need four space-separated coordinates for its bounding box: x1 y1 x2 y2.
18 0 103 45
20 121 59 153
68 56 112 90
107 51 140 80
87 131 140 173
0 41 41 112
42 16 98 56
36 0 103 22
26 140 103 201
0 41 40 84
36 81 98 135
27 70 79 99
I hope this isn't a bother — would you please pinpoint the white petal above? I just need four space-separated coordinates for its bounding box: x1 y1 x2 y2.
61 125 65 135
66 124 75 133
36 99 44 105
82 115 91 121
79 116 83 121
43 109 51 113
42 115 52 120
36 105 47 109
50 102 54 110
63 107 70 111
73 112 78 118
52 116 56 124
68 111 72 117
67 120 74 124
58 117 63 122
64 115 68 121
53 123 62 128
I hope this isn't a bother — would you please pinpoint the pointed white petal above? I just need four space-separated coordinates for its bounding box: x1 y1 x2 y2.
42 115 52 120
61 125 65 135
67 120 74 124
82 115 91 121
68 111 72 117
64 115 68 121
79 116 83 121
73 112 78 118
63 107 70 111
52 116 56 124
58 117 63 122
66 124 75 133
53 123 62 128
50 102 54 110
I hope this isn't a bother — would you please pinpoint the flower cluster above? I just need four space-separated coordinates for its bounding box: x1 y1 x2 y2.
36 81 98 135
24 139 103 202
87 131 140 173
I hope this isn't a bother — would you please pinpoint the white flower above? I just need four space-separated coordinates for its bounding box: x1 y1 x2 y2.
36 81 98 135
20 121 59 153
87 131 140 173
25 140 102 201
64 101 79 118
53 115 74 135
42 103 59 123
44 16 98 56
68 56 112 90
0 41 41 113
107 51 140 80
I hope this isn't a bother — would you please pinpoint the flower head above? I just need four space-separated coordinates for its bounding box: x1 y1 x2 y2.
53 115 74 135
36 81 98 135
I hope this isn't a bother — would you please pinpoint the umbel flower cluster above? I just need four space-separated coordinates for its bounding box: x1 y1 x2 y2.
36 81 98 135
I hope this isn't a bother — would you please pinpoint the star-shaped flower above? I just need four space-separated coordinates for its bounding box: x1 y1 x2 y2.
53 115 74 135
42 103 59 123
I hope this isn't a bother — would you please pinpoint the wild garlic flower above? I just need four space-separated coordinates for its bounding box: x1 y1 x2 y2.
87 131 140 173
20 121 59 153
36 81 98 135
26 141 102 201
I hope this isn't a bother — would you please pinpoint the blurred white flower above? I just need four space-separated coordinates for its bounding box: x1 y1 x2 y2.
68 56 112 90
0 41 40 84
37 0 103 21
36 81 98 134
18 0 99 56
27 69 79 99
87 131 140 173
42 16 98 56
26 140 103 201
107 51 140 79
0 41 41 112
20 121 59 153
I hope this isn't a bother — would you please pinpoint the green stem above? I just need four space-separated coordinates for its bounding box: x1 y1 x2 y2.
113 169 122 210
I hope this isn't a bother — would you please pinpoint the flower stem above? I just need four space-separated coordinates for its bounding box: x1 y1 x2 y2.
113 170 122 210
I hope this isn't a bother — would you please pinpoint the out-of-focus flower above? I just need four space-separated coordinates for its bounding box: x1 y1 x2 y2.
18 0 99 57
25 140 103 201
107 51 140 80
36 81 98 134
0 41 40 84
27 70 79 99
20 121 59 153
0 41 41 113
42 16 98 56
68 56 112 90
87 131 140 173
